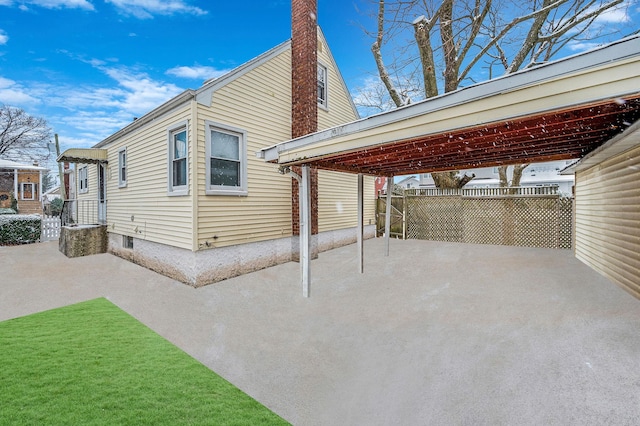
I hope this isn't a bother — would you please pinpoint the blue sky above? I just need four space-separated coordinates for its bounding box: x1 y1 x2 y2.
0 0 638 177
0 0 376 164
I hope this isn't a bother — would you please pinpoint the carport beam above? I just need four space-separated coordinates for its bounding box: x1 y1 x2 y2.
357 173 364 273
384 176 393 256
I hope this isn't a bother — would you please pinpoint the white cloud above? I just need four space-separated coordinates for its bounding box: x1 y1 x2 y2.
4 0 94 10
567 42 602 52
38 63 183 118
2 28 200 147
55 110 132 146
0 76 41 105
166 65 230 80
2 59 186 149
105 0 207 19
55 131 105 150
0 30 8 45
595 6 631 24
100 66 184 114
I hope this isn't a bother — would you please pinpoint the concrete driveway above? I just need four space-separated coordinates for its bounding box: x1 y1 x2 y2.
2 239 640 425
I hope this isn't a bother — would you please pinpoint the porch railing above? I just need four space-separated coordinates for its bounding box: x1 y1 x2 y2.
61 199 102 226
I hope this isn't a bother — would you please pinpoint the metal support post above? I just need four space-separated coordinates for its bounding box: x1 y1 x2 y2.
357 173 364 273
384 176 393 256
300 165 311 297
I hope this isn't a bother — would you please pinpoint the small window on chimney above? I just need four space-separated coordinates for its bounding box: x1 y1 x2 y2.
123 235 134 249
318 63 328 109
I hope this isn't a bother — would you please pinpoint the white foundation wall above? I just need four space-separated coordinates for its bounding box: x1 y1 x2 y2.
108 224 376 287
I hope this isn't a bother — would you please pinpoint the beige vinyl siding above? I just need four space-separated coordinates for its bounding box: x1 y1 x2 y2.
318 170 376 233
196 49 293 249
76 163 99 224
316 33 372 232
575 144 640 297
104 104 194 250
317 34 358 130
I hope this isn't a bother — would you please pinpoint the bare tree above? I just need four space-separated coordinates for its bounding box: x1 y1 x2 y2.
432 170 476 188
0 105 52 163
365 0 629 187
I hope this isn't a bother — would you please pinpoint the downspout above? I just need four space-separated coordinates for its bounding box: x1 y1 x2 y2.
190 99 199 252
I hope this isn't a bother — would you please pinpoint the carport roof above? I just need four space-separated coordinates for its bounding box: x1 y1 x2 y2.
259 35 640 176
57 148 108 164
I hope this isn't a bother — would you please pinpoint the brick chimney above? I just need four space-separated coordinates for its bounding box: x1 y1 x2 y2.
291 0 318 139
291 0 319 239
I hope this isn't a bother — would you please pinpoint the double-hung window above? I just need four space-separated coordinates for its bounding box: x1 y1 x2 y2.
78 166 88 194
317 63 328 109
118 147 127 187
205 121 247 196
168 122 188 195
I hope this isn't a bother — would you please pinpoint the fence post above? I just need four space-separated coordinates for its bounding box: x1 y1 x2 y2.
402 188 407 240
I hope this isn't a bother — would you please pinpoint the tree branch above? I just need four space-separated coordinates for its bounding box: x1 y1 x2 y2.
412 15 439 98
371 0 406 107
459 0 570 81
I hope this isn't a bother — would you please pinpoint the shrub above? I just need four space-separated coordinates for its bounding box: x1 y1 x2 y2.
0 214 42 245
50 198 64 216
0 208 17 215
11 193 18 213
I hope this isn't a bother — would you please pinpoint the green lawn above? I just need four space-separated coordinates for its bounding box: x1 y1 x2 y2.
0 298 288 425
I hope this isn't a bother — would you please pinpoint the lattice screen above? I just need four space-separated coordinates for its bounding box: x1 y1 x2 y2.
407 196 462 241
403 195 573 249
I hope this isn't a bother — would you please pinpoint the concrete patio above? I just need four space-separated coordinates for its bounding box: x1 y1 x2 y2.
2 238 639 425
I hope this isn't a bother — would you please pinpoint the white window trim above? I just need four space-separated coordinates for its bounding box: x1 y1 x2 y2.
78 166 88 194
20 182 35 200
318 61 328 111
167 120 189 196
118 147 127 188
205 120 248 196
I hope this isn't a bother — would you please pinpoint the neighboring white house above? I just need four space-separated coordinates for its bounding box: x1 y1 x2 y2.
42 185 61 203
416 160 576 195
396 176 420 189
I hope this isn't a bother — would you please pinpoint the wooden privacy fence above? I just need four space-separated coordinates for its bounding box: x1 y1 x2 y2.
377 187 573 249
